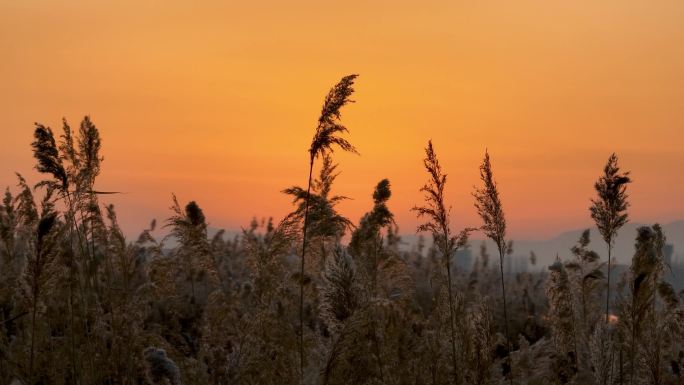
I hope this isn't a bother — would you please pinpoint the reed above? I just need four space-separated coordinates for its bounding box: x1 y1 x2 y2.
473 150 514 385
590 153 631 325
413 140 474 385
298 74 359 383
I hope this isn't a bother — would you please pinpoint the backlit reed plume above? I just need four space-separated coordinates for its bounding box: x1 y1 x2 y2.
298 74 359 381
413 140 473 385
30 117 113 384
320 247 360 385
31 122 80 381
349 178 395 295
165 196 218 300
473 150 513 385
622 225 664 385
564 230 604 374
547 260 578 379
144 347 183 385
24 191 60 385
284 153 353 262
590 153 631 324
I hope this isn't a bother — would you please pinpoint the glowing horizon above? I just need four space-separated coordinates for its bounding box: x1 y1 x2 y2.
2 0 684 240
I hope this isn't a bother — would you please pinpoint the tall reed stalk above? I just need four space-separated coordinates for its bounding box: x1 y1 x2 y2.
27 212 58 385
589 154 630 385
31 118 108 385
413 140 473 385
299 74 358 382
473 151 513 385
31 123 81 383
590 153 630 325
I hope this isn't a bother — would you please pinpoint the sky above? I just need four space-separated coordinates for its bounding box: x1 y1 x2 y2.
1 0 684 240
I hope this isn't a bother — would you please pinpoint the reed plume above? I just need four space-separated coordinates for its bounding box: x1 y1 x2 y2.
547 260 578 379
166 196 218 300
31 124 68 192
349 178 395 296
297 74 359 382
590 153 631 324
144 347 183 385
321 247 359 332
283 153 352 254
564 230 604 374
619 225 668 385
413 140 473 385
473 150 514 385
26 211 60 385
31 122 82 382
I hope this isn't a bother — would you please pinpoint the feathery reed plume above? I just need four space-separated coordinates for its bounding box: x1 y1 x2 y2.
31 122 83 382
321 247 359 332
645 224 668 385
563 230 604 375
310 75 360 159
465 301 496 385
473 150 514 385
143 347 183 385
283 152 352 250
319 247 362 385
349 179 395 295
165 196 217 300
76 116 102 188
590 153 631 325
26 211 60 385
565 230 604 328
413 140 474 385
298 74 359 381
547 260 578 379
15 174 39 229
31 124 68 192
651 279 684 384
59 118 79 170
620 225 664 385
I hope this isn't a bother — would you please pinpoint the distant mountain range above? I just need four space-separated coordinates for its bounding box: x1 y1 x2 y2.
506 220 682 266
398 220 684 268
146 220 684 269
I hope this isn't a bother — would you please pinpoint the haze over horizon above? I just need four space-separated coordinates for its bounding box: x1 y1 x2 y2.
2 0 684 239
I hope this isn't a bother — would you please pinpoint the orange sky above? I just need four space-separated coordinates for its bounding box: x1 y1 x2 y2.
1 0 684 239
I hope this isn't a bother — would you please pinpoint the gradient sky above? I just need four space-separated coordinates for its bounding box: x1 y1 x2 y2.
2 0 684 240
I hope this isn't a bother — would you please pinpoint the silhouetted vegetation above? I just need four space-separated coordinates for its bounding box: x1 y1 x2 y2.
1 77 683 385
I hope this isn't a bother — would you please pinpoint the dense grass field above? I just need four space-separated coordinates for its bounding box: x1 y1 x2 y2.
1 76 683 385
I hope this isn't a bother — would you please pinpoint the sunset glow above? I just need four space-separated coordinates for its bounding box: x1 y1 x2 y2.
2 0 683 238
